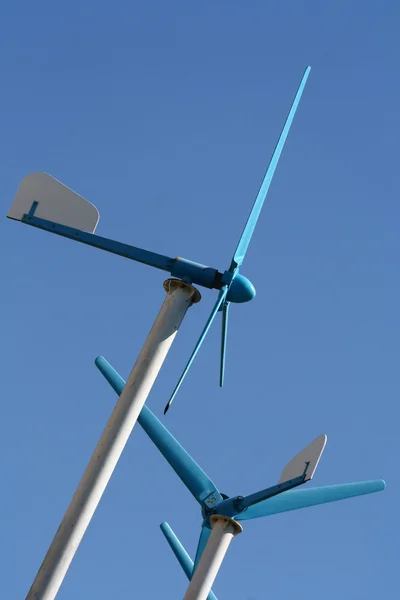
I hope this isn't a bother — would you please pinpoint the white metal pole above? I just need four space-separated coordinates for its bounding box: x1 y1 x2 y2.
184 515 243 600
26 279 200 600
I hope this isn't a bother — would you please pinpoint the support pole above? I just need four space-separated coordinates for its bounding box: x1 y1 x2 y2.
26 279 200 600
183 515 242 600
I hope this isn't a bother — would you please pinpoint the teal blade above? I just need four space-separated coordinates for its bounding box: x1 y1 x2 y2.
160 522 218 600
164 286 229 414
231 66 311 270
95 357 222 506
235 480 386 521
160 522 192 579
193 523 212 573
219 302 230 387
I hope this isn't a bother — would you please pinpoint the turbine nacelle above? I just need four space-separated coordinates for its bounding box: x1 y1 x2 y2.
201 495 243 520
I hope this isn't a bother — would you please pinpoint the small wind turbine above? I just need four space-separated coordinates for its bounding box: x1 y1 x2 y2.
8 67 311 413
8 67 312 599
96 356 386 600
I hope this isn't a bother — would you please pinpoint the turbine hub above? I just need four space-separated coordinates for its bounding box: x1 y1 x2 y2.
226 273 256 303
201 493 230 520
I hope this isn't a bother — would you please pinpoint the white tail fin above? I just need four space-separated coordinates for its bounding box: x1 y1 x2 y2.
8 172 99 233
279 434 327 484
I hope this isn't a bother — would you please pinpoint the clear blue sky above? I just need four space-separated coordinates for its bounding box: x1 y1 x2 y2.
1 1 398 598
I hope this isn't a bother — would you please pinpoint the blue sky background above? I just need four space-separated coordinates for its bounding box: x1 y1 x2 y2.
1 1 398 598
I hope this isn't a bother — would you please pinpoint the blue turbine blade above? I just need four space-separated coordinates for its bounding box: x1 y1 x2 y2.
219 302 230 387
160 522 218 600
164 286 229 414
231 66 311 270
160 522 193 579
235 480 386 521
193 523 212 573
95 356 222 505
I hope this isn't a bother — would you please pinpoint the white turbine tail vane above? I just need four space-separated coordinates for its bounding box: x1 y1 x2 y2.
279 434 327 484
8 172 100 233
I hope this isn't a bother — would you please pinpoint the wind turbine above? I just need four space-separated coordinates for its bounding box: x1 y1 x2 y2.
96 356 386 600
8 67 311 599
8 66 311 413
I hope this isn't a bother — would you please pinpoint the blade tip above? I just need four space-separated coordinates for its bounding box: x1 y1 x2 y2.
165 387 178 414
95 355 106 368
